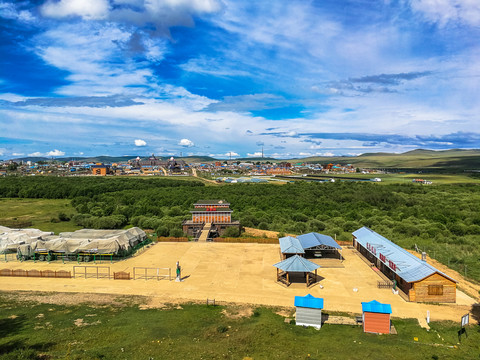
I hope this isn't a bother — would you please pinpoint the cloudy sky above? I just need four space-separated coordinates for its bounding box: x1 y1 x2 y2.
1 0 479 159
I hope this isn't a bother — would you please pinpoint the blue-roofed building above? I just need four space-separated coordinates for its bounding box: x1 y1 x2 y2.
279 236 304 258
278 232 342 260
361 300 392 334
273 255 320 287
294 294 324 329
352 227 457 303
297 232 342 259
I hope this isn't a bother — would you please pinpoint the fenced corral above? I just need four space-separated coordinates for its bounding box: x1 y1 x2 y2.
133 267 171 281
113 271 130 280
73 266 110 279
0 268 71 278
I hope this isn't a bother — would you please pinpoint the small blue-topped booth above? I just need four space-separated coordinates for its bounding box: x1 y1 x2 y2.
294 294 324 329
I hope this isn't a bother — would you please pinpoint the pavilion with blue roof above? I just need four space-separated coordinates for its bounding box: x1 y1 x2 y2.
279 232 342 260
273 255 320 287
352 227 457 303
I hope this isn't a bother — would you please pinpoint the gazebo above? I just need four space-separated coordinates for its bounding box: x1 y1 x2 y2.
273 255 320 287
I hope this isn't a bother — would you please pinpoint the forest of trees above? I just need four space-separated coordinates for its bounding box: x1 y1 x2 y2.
1 176 479 280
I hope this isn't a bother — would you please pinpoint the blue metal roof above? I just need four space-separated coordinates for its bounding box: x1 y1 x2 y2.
352 227 456 283
294 294 324 309
279 236 305 254
297 232 342 250
362 300 392 314
273 255 320 272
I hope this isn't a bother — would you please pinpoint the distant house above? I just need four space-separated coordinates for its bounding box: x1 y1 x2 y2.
91 164 112 176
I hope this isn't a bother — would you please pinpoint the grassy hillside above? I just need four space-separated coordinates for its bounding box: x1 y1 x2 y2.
289 149 480 170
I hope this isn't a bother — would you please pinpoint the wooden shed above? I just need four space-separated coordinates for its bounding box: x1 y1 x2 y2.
362 300 392 334
294 294 324 329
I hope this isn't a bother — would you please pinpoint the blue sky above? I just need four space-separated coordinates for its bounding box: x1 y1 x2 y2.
1 0 479 159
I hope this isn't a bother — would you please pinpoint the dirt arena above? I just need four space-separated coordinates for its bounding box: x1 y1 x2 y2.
0 242 478 326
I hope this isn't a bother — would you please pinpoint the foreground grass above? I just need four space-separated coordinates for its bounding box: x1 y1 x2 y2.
0 293 479 360
0 198 80 234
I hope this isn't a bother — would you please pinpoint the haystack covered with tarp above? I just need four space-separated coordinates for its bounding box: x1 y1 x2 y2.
0 226 53 254
1 226 147 260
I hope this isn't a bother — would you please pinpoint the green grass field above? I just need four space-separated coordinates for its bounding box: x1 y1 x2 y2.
301 173 480 185
0 292 479 360
0 198 80 234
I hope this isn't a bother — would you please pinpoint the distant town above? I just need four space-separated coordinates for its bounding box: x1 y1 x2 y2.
1 153 384 181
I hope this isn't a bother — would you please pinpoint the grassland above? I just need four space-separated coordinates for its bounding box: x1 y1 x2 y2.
289 149 480 171
0 292 479 360
0 198 80 234
300 173 480 185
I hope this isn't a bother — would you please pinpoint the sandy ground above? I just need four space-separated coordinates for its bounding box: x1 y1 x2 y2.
0 243 478 326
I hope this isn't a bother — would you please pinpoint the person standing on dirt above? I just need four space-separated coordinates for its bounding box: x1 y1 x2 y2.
176 261 181 281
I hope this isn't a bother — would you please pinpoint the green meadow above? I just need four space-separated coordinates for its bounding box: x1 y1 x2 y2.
0 292 479 360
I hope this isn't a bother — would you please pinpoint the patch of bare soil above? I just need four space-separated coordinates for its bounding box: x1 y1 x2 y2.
73 318 101 327
222 305 253 319
243 227 295 238
275 308 294 318
2 291 146 307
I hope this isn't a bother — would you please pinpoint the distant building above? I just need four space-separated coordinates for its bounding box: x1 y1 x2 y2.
91 164 112 176
182 200 241 239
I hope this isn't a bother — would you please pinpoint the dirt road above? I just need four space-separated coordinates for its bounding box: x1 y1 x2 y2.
0 243 477 325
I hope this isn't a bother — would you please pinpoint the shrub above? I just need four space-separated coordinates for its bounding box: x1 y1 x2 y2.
169 228 184 238
58 212 71 221
222 226 241 238
156 226 169 237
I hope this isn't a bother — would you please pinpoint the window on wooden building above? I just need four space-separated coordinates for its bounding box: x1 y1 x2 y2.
428 285 443 295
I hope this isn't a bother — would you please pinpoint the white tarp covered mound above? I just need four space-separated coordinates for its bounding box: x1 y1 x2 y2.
0 227 54 253
1 226 146 256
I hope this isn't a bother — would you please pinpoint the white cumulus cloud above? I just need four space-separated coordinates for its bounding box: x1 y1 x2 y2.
28 152 43 157
41 0 110 20
178 138 194 147
410 0 480 26
134 139 147 146
47 149 66 156
226 151 239 157
247 152 263 157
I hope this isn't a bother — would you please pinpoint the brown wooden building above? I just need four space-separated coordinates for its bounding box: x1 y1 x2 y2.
352 227 457 303
91 164 112 176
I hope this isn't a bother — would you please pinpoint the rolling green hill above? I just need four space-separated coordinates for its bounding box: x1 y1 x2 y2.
287 149 480 170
